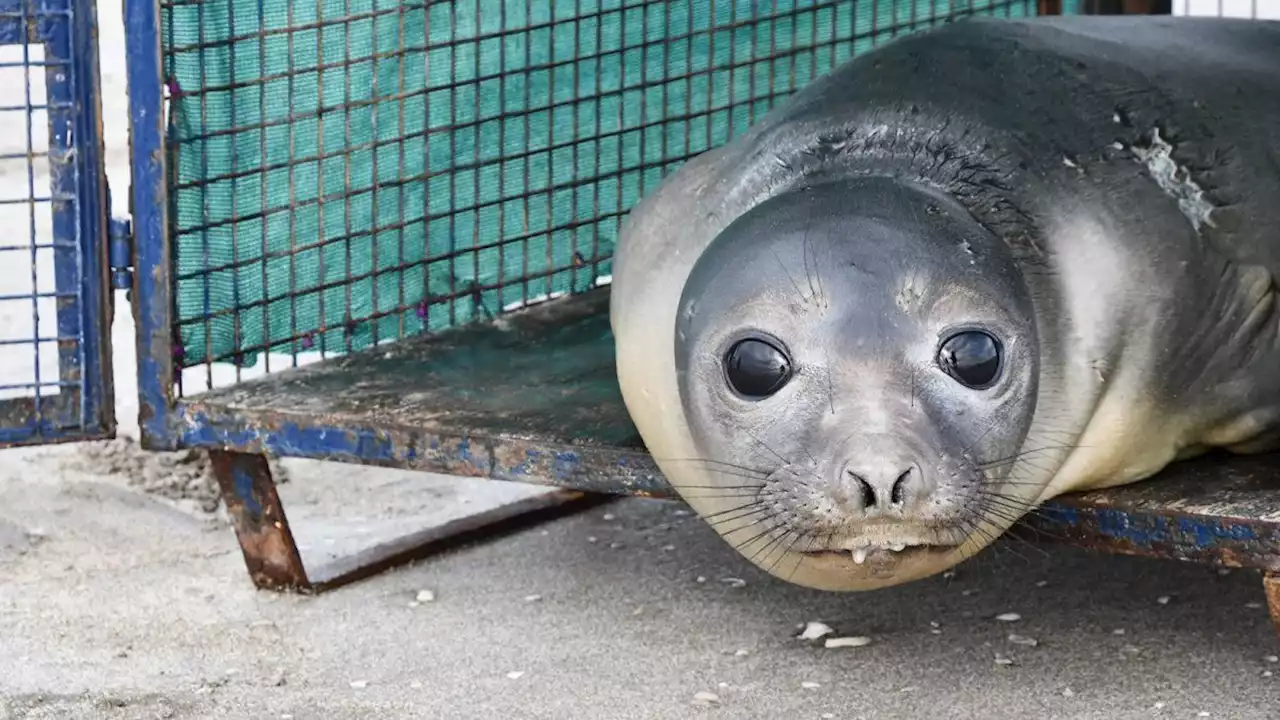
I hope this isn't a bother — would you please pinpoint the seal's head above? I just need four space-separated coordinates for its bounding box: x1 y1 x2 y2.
674 176 1040 590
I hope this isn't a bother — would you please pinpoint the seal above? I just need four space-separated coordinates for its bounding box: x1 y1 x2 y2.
609 15 1280 591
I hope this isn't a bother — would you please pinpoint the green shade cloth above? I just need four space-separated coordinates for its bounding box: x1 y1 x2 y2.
162 0 1048 368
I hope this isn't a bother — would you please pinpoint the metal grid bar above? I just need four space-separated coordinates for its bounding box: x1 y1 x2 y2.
0 0 112 448
149 0 1043 406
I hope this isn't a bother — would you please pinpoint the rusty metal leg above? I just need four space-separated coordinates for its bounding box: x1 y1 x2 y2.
209 450 311 592
1265 572 1280 637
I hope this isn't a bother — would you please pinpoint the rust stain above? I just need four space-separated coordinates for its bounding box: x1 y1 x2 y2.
1264 572 1280 636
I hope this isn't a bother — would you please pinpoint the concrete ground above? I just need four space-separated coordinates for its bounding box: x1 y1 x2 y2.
2 1 1280 719
2 442 1280 720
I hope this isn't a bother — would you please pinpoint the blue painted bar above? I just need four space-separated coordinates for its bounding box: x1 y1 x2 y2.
124 0 178 450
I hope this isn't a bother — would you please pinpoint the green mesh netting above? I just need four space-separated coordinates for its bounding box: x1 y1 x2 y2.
161 0 1049 368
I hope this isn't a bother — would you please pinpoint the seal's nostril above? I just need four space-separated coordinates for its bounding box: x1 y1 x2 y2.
847 470 877 508
891 468 912 506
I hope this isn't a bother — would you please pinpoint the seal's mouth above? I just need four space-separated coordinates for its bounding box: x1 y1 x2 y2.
802 541 956 566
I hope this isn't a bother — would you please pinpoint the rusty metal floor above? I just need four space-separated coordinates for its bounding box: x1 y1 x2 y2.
175 287 1280 625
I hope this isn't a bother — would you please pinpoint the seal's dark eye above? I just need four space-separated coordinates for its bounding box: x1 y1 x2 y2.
724 337 792 399
938 330 1001 389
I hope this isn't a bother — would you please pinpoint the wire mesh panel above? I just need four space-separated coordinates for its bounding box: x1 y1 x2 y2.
157 0 1050 396
0 0 112 447
1174 0 1273 18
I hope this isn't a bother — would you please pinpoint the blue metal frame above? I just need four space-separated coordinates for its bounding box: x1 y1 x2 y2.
0 0 114 447
124 0 175 450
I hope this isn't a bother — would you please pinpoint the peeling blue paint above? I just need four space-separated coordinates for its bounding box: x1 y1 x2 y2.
231 465 264 517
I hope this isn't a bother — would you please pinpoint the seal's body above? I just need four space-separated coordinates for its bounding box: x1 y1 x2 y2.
609 16 1280 591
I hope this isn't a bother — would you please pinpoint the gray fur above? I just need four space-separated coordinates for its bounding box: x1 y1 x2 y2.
610 16 1280 591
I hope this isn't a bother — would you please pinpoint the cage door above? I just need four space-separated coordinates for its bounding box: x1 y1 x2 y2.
0 0 115 447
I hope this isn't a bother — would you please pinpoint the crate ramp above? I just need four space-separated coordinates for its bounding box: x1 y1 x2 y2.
0 0 115 449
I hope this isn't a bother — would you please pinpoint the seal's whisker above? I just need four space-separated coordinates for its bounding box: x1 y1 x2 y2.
744 430 794 467
973 494 1071 546
656 458 772 475
706 507 769 530
772 250 812 306
960 417 1003 459
680 494 768 503
731 519 786 553
771 531 810 576
785 531 825 583
757 529 797 571
977 444 1082 470
722 512 782 541
698 500 767 521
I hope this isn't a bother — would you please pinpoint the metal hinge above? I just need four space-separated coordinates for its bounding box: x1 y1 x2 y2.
108 216 133 291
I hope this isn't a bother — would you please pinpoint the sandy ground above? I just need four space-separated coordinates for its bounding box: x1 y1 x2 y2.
1 1 1279 718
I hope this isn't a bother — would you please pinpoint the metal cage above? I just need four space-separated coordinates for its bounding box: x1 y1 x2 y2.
0 0 112 447
0 0 1275 622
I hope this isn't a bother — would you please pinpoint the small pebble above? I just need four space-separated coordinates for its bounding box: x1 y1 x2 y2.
1198 712 1210 717
822 715 835 719
662 545 676 552
1061 687 1075 698
734 649 750 657
602 513 616 521
1156 595 1171 605
1034 580 1048 588
801 681 821 689
1112 628 1126 635
410 681 423 689
1153 702 1166 710
899 686 918 693
349 680 368 689
1246 602 1264 609
824 636 872 649
587 536 598 543
1217 568 1232 576
415 590 435 603
407 602 420 608
673 509 691 517
798 621 834 640
609 542 623 549
720 577 746 588
1008 634 1038 647
961 589 977 596
1265 655 1278 663
696 576 707 583
506 671 525 680
691 691 720 707
994 613 1021 622
717 682 729 689
942 570 957 580
1262 670 1273 678
994 654 1014 666
524 594 542 602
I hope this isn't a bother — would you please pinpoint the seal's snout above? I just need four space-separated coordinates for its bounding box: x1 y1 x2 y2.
842 465 917 513
838 456 933 516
